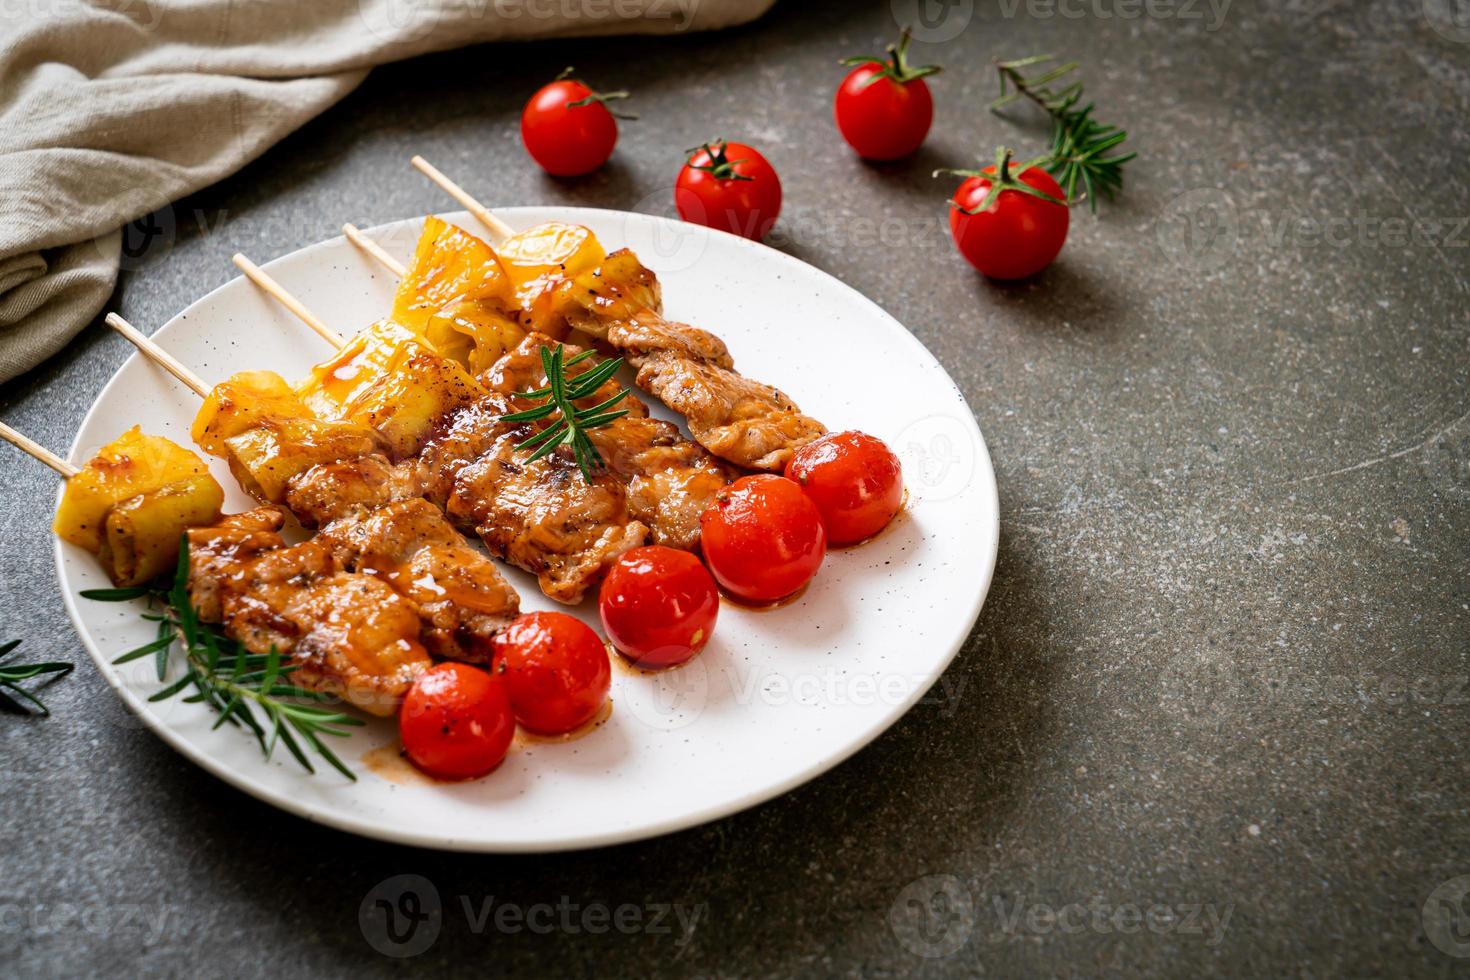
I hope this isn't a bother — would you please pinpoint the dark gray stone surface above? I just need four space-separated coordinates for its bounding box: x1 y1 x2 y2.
2 0 1467 975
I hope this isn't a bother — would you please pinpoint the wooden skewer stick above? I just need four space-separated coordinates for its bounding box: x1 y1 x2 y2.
231 253 346 349
410 155 516 244
342 223 407 278
0 421 79 478
105 314 210 398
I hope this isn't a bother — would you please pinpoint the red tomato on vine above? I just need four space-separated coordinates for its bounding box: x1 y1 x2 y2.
521 67 635 177
938 149 1070 280
835 28 942 161
674 140 782 240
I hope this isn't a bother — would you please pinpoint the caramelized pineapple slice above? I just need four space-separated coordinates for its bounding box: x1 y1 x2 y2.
54 426 224 584
391 217 524 369
561 248 663 325
192 370 315 457
223 416 383 504
425 298 527 374
296 321 484 459
99 473 225 586
497 221 606 297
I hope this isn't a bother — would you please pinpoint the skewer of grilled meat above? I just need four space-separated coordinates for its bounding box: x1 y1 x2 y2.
0 422 431 716
400 168 827 470
221 252 732 604
185 507 431 715
107 322 521 662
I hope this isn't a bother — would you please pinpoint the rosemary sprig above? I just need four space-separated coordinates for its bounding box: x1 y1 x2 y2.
82 542 363 779
500 344 631 483
0 640 73 716
991 55 1135 211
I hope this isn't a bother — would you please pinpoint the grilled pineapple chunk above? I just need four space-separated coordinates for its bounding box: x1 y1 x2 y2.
391 217 525 370
54 426 224 585
192 370 315 456
296 321 485 459
223 416 383 504
497 222 606 292
99 473 224 585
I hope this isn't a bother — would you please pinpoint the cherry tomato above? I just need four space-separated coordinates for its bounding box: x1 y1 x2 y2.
945 152 1069 280
491 611 611 734
700 474 826 603
675 140 782 240
834 30 940 161
599 546 719 669
786 431 904 545
520 69 632 177
399 663 515 781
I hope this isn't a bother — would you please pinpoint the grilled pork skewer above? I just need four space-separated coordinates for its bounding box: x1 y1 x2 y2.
1 421 430 714
105 315 520 661
230 258 731 603
334 221 736 547
407 156 827 471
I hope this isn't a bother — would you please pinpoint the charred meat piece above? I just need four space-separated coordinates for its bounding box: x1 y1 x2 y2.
419 392 650 604
185 508 431 715
484 333 734 551
316 498 520 663
285 456 520 662
558 249 826 471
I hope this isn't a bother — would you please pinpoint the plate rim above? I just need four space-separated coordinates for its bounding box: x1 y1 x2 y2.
57 205 1001 853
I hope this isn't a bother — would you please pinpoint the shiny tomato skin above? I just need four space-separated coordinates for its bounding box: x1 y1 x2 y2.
399 663 516 781
834 63 933 160
674 142 782 240
521 79 618 176
948 165 1069 280
699 474 826 603
491 611 611 734
785 431 904 545
599 546 719 669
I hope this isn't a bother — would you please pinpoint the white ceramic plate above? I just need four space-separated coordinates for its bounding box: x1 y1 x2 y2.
57 207 998 852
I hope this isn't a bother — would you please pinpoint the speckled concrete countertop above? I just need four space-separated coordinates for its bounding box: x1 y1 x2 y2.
2 1 1467 975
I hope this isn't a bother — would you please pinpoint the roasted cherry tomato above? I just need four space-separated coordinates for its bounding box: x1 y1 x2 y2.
599 546 719 669
786 431 904 545
700 474 826 603
520 68 632 177
675 140 782 240
835 29 941 161
399 663 516 781
491 611 611 734
942 150 1069 280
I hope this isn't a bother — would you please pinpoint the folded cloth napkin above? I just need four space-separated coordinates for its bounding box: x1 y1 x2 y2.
0 0 773 384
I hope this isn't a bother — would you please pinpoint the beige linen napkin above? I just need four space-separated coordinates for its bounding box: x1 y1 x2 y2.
0 0 773 383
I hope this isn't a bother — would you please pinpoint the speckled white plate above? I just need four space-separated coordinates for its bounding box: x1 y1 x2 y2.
57 207 998 852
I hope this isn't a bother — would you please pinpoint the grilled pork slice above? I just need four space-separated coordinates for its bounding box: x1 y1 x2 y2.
418 393 650 604
317 499 519 664
285 457 520 662
558 249 827 471
483 332 734 551
185 509 431 716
